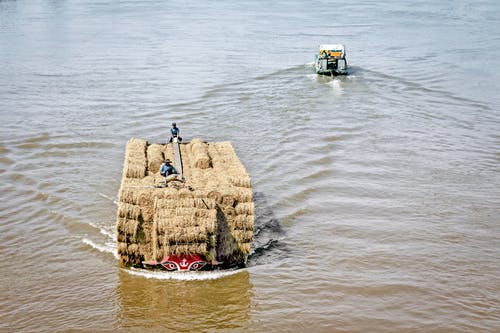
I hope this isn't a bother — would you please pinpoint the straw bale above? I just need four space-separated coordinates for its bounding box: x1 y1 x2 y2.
128 244 139 253
156 215 216 233
199 198 217 209
116 218 139 237
118 242 128 254
233 188 253 203
127 138 148 150
232 230 253 243
229 176 251 188
191 139 212 169
117 233 127 243
156 198 199 209
147 144 164 173
125 139 147 178
156 198 209 209
116 216 127 233
193 209 217 220
117 202 142 220
119 188 156 206
141 206 154 222
156 205 213 222
137 190 154 206
206 190 222 204
155 199 177 210
156 216 187 232
222 206 236 217
125 162 147 179
239 242 252 254
178 188 194 198
192 198 206 209
220 192 235 207
163 243 208 256
235 202 254 215
119 188 134 204
231 214 255 230
157 188 179 200
156 209 186 221
160 226 208 244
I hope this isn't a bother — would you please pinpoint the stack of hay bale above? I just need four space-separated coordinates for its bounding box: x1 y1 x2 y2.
116 138 254 268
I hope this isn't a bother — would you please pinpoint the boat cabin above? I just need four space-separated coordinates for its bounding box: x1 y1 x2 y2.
314 44 348 76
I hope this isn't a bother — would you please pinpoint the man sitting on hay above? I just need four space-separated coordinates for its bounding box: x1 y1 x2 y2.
160 159 178 186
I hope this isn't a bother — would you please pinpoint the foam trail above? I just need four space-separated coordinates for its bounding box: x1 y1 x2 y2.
328 78 344 94
99 192 119 205
306 73 318 81
100 227 116 241
124 267 245 281
88 222 116 241
83 238 119 259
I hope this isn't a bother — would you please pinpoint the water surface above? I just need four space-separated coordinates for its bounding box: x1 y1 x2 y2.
1 0 499 332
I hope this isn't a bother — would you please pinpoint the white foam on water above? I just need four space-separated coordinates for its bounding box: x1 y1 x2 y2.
88 221 116 241
306 73 318 81
99 192 118 205
124 267 245 281
99 227 116 241
328 78 344 94
82 238 119 259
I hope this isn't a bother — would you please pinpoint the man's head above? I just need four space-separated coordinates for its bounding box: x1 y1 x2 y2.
172 122 177 127
165 159 172 164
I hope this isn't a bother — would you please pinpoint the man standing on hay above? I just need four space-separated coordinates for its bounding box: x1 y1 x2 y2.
160 159 178 186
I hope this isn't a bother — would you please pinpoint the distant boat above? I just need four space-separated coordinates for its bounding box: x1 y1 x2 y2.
314 44 348 76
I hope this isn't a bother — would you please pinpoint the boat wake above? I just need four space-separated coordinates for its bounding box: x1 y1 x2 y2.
82 238 118 259
123 267 245 281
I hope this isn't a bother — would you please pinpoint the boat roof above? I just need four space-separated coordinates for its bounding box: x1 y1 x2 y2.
319 44 345 52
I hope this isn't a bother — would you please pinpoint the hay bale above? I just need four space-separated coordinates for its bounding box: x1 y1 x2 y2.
191 139 212 169
206 190 222 204
235 202 254 215
232 230 253 243
239 242 252 254
128 244 139 253
156 211 217 234
164 243 207 256
118 242 128 255
125 163 147 179
141 206 155 222
117 218 139 237
117 202 142 220
147 144 164 173
221 192 236 207
156 198 202 210
234 188 253 203
161 226 208 244
231 214 254 230
230 176 251 188
117 233 127 243
124 139 147 178
178 188 194 198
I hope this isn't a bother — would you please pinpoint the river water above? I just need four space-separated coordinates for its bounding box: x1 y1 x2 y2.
1 1 499 332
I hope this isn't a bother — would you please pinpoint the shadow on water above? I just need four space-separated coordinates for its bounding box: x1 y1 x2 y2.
247 192 289 267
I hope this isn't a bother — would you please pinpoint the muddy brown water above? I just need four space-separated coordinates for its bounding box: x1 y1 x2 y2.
1 1 499 332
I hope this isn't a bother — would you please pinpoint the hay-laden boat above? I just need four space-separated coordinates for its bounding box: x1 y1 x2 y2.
116 138 254 271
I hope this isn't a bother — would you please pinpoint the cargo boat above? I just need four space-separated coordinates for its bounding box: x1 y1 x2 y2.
116 138 254 271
